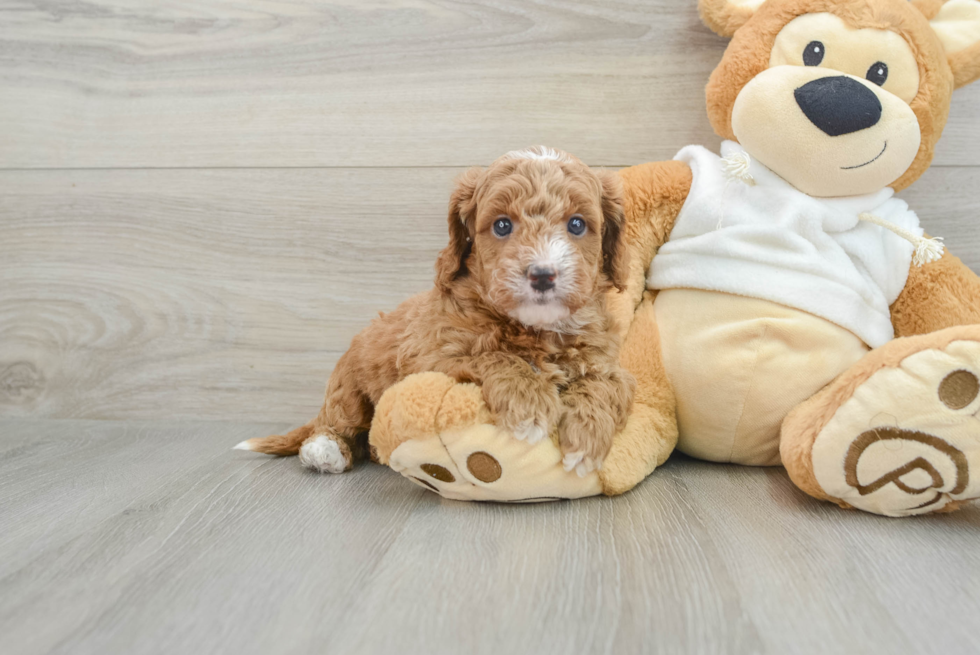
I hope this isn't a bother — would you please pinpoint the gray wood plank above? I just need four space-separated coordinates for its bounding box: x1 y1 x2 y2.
898 165 980 271
2 419 980 655
2 0 978 169
684 464 980 655
0 419 428 655
329 466 765 655
0 419 283 578
0 167 457 422
2 165 979 423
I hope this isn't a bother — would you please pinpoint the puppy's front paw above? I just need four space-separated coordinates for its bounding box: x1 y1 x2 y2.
482 374 561 445
512 419 549 444
559 409 616 477
562 451 601 478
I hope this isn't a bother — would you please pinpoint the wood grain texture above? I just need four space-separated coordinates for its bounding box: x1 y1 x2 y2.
1 0 979 169
1 165 979 422
898 166 980 271
4 4 980 654
1 419 979 655
0 167 457 421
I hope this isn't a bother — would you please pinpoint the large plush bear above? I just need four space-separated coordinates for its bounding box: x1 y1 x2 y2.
368 0 980 516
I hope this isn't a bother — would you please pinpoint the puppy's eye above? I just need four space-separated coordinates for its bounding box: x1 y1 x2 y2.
567 215 587 236
493 216 513 238
803 41 825 67
866 61 888 87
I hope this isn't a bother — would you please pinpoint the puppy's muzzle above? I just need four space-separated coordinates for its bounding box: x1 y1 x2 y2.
528 266 557 293
794 76 882 137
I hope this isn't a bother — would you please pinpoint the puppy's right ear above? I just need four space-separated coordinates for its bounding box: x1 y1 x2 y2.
435 167 481 294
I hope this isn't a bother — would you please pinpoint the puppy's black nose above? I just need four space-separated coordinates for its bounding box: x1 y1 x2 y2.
528 266 556 292
794 76 882 137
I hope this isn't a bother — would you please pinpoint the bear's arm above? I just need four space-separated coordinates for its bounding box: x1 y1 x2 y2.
891 248 980 337
606 161 693 334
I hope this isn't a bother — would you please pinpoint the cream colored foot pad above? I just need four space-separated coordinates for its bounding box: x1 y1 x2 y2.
389 424 602 503
812 340 980 516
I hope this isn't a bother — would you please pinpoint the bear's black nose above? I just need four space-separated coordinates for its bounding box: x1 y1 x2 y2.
794 76 882 137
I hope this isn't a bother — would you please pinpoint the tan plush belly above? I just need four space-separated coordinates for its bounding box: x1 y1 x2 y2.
653 289 869 466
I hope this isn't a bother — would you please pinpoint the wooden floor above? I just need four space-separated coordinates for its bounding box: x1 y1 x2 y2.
2 419 980 655
4 1 980 653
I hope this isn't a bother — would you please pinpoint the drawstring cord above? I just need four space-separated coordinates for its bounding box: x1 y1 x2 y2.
857 212 945 266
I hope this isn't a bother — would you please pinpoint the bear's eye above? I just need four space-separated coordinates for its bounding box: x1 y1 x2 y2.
567 215 587 236
803 41 825 66
866 61 888 86
492 216 513 238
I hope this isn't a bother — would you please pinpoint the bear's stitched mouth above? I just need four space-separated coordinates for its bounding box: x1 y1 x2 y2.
841 141 888 170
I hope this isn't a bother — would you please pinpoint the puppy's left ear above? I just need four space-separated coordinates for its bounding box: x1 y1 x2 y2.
599 171 630 293
928 0 980 88
435 167 481 294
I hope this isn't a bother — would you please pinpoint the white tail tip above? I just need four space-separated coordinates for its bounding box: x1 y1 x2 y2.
233 440 255 451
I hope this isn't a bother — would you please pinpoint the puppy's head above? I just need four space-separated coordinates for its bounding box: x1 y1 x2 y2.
435 146 628 330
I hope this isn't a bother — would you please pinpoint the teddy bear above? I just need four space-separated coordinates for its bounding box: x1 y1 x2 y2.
368 0 980 516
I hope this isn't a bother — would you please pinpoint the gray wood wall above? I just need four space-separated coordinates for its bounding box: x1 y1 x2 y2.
2 0 979 423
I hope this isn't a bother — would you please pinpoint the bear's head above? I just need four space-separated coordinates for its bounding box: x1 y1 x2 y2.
699 0 980 196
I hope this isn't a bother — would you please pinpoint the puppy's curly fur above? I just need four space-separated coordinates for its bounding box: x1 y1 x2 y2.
240 147 635 476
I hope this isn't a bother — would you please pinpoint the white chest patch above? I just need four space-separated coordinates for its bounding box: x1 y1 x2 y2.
510 302 571 329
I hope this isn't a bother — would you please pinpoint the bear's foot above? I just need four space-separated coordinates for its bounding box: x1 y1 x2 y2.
369 372 602 502
782 326 980 517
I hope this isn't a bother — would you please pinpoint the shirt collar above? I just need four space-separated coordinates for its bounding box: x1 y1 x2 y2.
720 140 895 215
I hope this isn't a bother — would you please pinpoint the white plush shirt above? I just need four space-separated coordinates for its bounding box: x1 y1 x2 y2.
647 141 921 348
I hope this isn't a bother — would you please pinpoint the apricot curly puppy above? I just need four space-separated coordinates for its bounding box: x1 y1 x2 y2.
238 146 635 476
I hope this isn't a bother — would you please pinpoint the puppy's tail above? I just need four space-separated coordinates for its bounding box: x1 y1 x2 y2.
234 421 315 456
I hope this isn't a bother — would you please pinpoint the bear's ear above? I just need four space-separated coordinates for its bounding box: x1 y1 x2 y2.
698 0 767 38
929 0 980 88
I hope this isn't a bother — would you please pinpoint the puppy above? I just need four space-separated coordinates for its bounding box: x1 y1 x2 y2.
238 146 635 476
